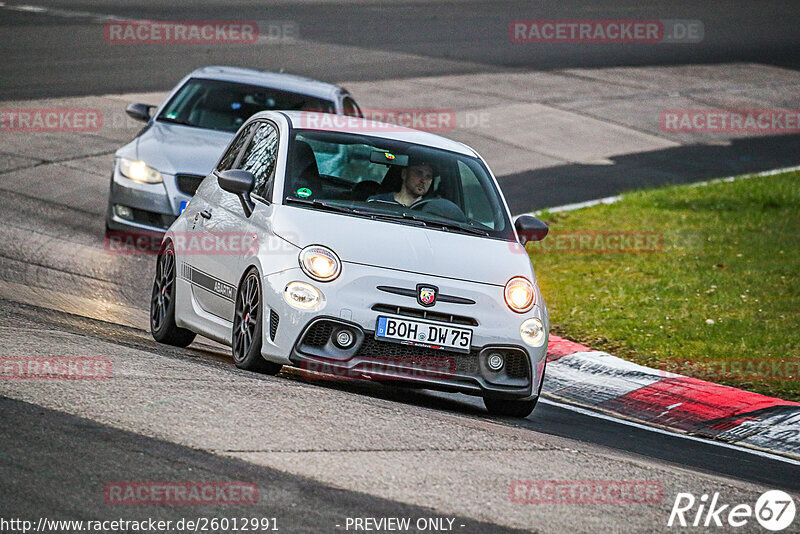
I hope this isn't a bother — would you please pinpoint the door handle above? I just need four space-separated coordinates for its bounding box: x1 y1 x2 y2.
200 209 212 219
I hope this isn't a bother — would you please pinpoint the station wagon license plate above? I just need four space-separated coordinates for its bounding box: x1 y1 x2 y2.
375 316 472 353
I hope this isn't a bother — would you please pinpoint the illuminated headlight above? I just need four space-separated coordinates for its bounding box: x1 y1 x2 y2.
299 245 341 282
119 158 163 184
284 281 321 310
504 277 535 313
520 318 545 347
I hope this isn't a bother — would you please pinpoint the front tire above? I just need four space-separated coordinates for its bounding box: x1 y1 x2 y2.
232 269 282 375
150 242 196 347
483 397 538 418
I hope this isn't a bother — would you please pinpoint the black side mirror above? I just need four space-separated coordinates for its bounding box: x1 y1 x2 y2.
515 215 549 244
125 103 155 123
217 169 256 217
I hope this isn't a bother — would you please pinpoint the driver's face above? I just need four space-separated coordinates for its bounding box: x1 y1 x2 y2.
402 164 434 197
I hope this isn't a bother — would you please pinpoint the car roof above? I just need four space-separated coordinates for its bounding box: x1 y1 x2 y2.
270 111 478 157
186 66 347 101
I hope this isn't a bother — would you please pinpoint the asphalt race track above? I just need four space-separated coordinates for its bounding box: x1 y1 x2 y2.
1 2 799 533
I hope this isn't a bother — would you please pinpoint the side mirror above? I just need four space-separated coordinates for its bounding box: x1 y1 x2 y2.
125 103 155 123
515 215 549 244
217 169 256 217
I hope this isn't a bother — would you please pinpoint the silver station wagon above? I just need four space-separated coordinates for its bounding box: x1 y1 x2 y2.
107 66 360 233
150 111 550 417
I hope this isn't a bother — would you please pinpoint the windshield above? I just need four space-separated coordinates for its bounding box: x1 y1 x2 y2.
157 78 336 133
283 129 514 240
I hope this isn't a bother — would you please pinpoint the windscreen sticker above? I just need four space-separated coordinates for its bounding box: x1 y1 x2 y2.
296 187 312 198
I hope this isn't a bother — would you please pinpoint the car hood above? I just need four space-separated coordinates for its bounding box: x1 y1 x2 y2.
119 121 234 176
271 206 535 286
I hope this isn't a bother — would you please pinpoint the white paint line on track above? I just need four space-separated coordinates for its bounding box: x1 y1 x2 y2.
9 4 46 12
1 3 130 22
540 397 800 466
514 195 621 220
514 164 800 217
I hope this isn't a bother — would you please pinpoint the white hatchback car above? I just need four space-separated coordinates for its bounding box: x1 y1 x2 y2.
150 111 550 417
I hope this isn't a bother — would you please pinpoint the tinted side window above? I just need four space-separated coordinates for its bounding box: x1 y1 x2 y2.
237 122 279 199
342 96 361 117
217 122 258 171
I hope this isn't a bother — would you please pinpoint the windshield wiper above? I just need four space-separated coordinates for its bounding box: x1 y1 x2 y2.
285 197 367 215
158 116 196 127
349 208 489 235
369 210 488 236
357 210 430 227
419 219 490 236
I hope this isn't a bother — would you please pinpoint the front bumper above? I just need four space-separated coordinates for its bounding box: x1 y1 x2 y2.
259 264 548 400
291 316 535 398
105 167 191 232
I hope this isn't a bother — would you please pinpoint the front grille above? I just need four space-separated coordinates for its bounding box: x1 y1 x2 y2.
504 351 529 379
371 304 478 327
357 336 480 375
176 173 205 196
129 207 175 229
269 309 279 341
298 319 529 386
303 321 335 347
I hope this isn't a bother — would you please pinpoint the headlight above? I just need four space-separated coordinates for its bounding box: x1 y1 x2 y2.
504 277 535 313
299 245 341 282
284 281 321 310
520 318 545 347
119 158 163 184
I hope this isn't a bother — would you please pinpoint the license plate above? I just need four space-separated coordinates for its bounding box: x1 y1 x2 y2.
375 316 472 353
179 200 188 214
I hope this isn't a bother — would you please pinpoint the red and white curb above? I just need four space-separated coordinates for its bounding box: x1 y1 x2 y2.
543 336 800 460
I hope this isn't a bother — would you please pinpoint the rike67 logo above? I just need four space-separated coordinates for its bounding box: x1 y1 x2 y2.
668 490 796 531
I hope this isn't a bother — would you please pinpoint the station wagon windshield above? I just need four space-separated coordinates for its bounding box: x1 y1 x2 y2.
157 79 336 133
284 130 514 240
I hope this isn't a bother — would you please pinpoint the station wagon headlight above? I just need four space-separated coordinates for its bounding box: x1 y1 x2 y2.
520 318 545 347
299 245 341 282
504 277 535 313
119 158 163 184
284 281 321 309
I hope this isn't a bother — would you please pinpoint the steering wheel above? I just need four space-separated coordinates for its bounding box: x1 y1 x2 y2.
409 198 440 210
410 198 468 222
